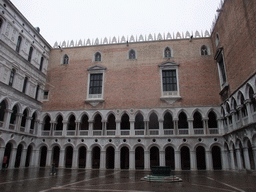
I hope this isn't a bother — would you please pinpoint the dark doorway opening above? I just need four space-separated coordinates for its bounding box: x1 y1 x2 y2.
40 146 47 167
150 147 159 167
2 142 12 168
25 145 32 167
135 147 144 169
165 146 174 169
196 146 206 170
212 146 222 170
65 146 73 168
53 146 60 167
181 146 190 170
106 146 115 169
92 146 100 169
79 146 86 168
121 147 129 169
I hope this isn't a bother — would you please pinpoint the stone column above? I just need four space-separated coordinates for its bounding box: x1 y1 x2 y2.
175 150 181 171
86 150 92 169
173 119 178 135
203 119 208 135
0 147 5 169
31 150 40 167
159 120 164 136
130 120 135 136
50 121 56 136
102 120 106 136
100 150 106 169
75 120 80 136
3 109 12 129
59 149 65 168
188 119 193 135
16 113 23 131
230 110 237 130
229 150 236 170
88 120 94 136
116 120 121 136
37 121 43 136
217 118 224 134
129 150 135 170
72 149 78 168
46 149 52 167
25 117 32 133
205 150 213 170
62 121 68 136
236 105 243 126
243 147 251 170
190 150 197 170
145 121 149 136
144 150 150 170
114 150 120 170
253 147 256 170
244 99 252 123
9 147 17 168
221 150 228 170
235 148 243 170
159 150 165 166
19 149 27 168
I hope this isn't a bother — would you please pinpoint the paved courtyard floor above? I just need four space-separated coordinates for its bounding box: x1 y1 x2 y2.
0 168 255 192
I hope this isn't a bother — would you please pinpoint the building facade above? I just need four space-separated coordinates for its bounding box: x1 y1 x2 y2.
0 0 255 171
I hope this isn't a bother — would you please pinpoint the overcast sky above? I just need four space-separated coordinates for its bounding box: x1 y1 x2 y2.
10 0 221 46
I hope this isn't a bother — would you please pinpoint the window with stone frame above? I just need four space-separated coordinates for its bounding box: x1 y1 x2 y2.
63 54 69 64
89 73 103 94
9 68 16 86
201 45 208 55
162 70 177 92
215 48 227 88
95 52 101 62
129 49 136 59
43 90 49 100
16 36 22 53
39 56 44 71
164 47 171 58
22 77 28 93
28 46 33 62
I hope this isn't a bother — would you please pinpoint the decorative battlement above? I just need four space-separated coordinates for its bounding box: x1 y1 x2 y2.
53 30 210 48
210 0 225 33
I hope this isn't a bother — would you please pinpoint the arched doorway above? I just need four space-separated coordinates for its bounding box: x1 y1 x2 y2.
52 146 60 167
165 146 174 169
92 146 100 169
150 147 159 167
65 146 73 168
25 145 33 167
196 146 206 170
120 147 129 169
181 146 190 170
2 142 12 168
135 146 144 169
106 146 115 169
40 146 47 167
15 144 23 168
78 146 86 168
212 146 222 170
247 140 255 170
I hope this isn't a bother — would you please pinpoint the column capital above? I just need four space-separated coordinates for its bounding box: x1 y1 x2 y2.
75 120 81 123
50 121 56 124
4 109 12 113
244 99 251 105
16 113 23 117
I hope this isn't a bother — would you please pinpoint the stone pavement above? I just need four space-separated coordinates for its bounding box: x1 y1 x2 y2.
0 168 255 192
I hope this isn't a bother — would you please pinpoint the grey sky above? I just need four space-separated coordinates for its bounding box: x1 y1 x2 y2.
10 0 221 46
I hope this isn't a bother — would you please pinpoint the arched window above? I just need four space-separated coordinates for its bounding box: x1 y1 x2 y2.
39 56 44 71
43 115 51 130
35 85 40 100
163 112 173 129
107 114 116 130
95 52 101 62
149 112 159 129
94 114 102 130
56 115 63 130
9 68 16 86
68 115 76 130
193 111 203 128
129 49 136 59
63 54 69 64
216 33 220 47
80 114 89 130
208 111 218 128
0 18 3 29
240 94 248 117
30 112 37 130
16 36 22 53
178 112 188 128
201 45 208 55
135 113 144 129
21 109 28 129
0 100 7 122
249 86 256 112
28 46 33 62
164 47 171 58
121 113 130 130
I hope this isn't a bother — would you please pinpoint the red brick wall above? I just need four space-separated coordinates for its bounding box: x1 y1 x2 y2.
43 38 221 111
211 0 256 95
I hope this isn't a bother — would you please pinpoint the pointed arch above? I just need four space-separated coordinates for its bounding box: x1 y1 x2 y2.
62 54 69 64
128 49 136 59
164 47 172 58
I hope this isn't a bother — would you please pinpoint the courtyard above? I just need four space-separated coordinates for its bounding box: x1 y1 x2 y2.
0 168 255 192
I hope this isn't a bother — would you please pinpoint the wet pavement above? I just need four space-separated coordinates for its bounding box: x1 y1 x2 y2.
0 168 255 192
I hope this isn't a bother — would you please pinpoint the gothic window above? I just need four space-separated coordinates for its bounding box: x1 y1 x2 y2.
163 112 173 129
201 45 208 55
0 18 3 29
93 114 102 130
68 115 76 130
178 112 188 128
39 56 44 71
30 112 37 130
193 111 203 128
43 115 51 130
135 113 144 129
22 77 28 93
9 68 15 86
121 113 130 130
164 47 171 58
56 115 63 130
95 52 101 62
149 112 159 129
80 115 89 130
28 46 33 62
215 48 227 87
240 94 248 117
43 90 49 100
249 87 256 112
63 54 69 64
107 114 116 130
208 111 218 128
16 36 22 53
215 33 220 47
0 100 7 122
129 49 136 59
